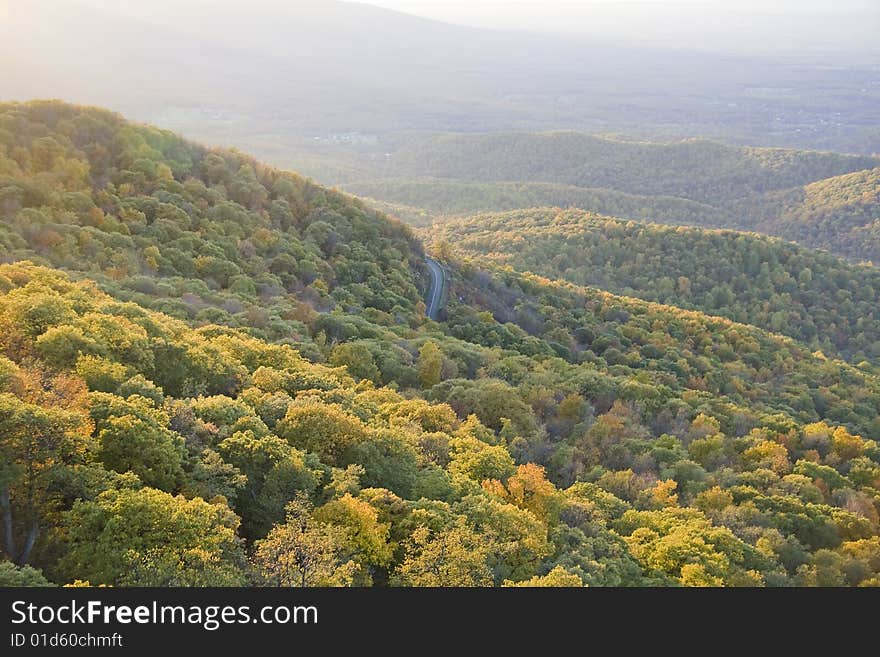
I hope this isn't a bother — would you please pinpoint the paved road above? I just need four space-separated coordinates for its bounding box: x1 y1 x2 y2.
425 257 446 320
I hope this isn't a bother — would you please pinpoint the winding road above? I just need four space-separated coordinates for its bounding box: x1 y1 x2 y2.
425 257 447 320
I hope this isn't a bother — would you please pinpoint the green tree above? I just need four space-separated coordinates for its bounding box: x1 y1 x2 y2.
0 561 53 586
184 449 247 503
330 343 381 383
393 519 492 587
60 487 247 586
95 414 185 490
417 341 442 389
253 494 358 587
217 431 318 538
456 494 552 584
343 429 420 499
275 401 368 465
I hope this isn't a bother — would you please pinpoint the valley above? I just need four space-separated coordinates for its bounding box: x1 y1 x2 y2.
1 101 879 588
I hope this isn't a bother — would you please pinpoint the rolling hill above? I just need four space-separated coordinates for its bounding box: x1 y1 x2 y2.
344 178 734 228
736 167 880 263
344 132 879 263
0 100 427 347
379 133 878 204
430 208 880 363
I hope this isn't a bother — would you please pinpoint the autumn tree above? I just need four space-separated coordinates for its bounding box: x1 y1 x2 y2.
393 519 492 587
275 400 368 465
314 493 393 580
483 463 561 523
60 487 247 586
504 565 584 587
417 341 442 389
0 375 91 566
456 494 551 584
253 494 359 587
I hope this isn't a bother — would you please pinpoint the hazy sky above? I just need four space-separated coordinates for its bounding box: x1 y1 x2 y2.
349 0 880 53
5 0 878 56
356 0 879 26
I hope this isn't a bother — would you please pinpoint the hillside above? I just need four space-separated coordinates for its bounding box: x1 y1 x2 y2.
344 178 733 228
5 257 880 588
382 133 878 204
443 258 880 439
0 100 427 346
737 167 880 263
430 208 880 363
2 102 880 588
349 132 880 262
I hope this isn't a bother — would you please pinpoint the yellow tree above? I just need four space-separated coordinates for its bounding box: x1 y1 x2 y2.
504 565 584 587
417 341 442 389
393 519 492 587
254 494 359 587
275 400 368 465
0 369 91 566
482 463 561 523
314 493 392 582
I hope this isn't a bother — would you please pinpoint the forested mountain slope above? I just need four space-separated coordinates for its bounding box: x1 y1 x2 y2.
442 259 880 441
346 132 879 263
5 257 880 587
736 167 880 264
2 102 880 588
431 209 880 363
0 101 427 347
345 178 733 228
382 133 878 204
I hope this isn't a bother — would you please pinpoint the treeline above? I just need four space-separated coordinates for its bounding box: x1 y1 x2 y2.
431 209 880 364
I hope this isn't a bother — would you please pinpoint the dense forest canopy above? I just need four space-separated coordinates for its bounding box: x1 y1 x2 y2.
430 209 880 365
2 102 880 588
383 133 879 203
345 178 733 228
735 167 880 264
0 101 426 346
339 132 880 264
